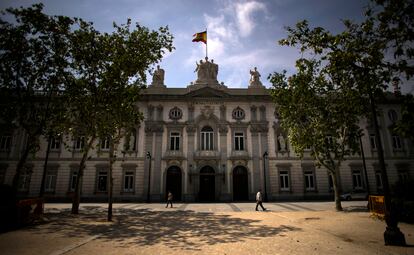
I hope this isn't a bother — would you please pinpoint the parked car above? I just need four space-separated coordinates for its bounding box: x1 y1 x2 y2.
340 190 368 201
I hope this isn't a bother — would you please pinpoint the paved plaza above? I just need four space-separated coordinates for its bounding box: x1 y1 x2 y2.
0 201 413 255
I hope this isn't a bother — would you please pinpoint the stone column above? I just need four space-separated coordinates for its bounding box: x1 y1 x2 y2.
143 124 154 202
251 131 261 198
219 124 230 201
260 129 271 200
185 125 196 201
152 130 163 201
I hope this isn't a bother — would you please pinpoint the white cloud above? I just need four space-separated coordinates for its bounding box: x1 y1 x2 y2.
183 0 276 87
235 1 266 37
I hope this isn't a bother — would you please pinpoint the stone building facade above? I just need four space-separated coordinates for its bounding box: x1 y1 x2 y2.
0 59 413 202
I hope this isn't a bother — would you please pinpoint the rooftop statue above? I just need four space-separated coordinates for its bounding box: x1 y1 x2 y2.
194 57 219 84
249 67 263 87
151 65 165 87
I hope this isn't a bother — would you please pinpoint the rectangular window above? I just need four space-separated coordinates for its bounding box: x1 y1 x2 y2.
398 170 409 183
170 132 180 151
124 171 134 192
50 136 61 151
201 132 213 150
45 172 57 192
100 136 110 150
369 134 377 150
279 170 290 191
304 170 315 191
352 170 363 190
392 135 402 150
69 171 78 191
234 132 244 151
75 136 85 150
97 171 108 192
0 135 12 151
375 172 383 190
18 173 31 192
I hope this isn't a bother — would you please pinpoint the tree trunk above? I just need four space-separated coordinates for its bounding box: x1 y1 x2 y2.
12 134 35 196
107 139 114 221
331 169 343 211
71 136 95 214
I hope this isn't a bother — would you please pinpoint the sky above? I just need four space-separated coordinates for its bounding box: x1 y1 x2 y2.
1 0 412 93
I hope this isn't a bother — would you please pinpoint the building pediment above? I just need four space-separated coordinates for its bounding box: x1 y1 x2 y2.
185 86 230 98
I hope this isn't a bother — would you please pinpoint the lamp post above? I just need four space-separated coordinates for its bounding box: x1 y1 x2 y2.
359 134 370 195
146 151 152 203
368 87 405 245
263 151 268 202
39 133 52 198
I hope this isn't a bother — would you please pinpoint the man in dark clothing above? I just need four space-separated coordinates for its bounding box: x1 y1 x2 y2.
166 191 173 208
256 189 266 211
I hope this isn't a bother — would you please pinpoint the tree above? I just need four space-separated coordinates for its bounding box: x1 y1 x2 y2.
270 0 411 245
64 18 173 215
270 59 366 211
0 4 73 194
394 94 414 142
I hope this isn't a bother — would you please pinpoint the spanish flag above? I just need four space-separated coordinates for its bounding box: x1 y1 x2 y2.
192 31 207 44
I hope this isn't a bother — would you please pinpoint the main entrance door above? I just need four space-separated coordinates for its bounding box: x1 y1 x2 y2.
199 166 215 201
233 166 249 201
166 166 182 201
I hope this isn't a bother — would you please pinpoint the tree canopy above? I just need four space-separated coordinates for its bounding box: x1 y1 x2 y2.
269 0 413 211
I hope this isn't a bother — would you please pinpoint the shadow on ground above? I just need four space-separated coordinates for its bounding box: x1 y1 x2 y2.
32 207 301 251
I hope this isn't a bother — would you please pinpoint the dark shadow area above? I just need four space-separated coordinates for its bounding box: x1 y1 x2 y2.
30 207 301 251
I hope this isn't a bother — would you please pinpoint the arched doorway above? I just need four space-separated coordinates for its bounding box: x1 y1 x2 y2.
166 166 182 201
199 166 215 201
233 166 249 201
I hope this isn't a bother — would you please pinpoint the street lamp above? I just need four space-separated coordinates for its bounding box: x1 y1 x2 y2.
263 151 268 202
368 85 405 245
146 151 152 203
359 134 369 195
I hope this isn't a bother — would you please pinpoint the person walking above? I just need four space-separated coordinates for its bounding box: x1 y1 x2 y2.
256 189 266 211
166 191 173 208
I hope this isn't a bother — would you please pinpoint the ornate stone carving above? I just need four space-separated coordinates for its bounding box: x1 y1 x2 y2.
232 106 245 120
201 105 214 119
232 159 248 167
167 159 183 167
278 134 287 151
194 57 219 84
169 107 183 120
249 67 263 87
186 124 196 133
250 122 269 133
144 121 164 133
218 124 228 134
151 65 165 87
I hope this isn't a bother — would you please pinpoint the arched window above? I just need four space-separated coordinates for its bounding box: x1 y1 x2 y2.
201 126 214 150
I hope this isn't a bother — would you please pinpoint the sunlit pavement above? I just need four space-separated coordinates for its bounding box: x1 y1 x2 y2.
1 201 413 255
44 201 368 213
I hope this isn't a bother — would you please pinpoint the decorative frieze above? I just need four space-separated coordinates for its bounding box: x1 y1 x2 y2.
144 121 164 133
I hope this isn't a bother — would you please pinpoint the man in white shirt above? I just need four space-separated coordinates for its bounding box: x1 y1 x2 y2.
256 189 266 211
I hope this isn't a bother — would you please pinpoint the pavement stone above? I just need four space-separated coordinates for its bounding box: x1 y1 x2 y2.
0 202 413 255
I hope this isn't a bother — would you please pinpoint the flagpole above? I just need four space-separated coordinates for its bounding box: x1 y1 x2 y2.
205 28 208 59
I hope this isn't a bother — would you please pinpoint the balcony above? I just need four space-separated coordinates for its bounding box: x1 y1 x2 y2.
229 150 250 160
194 150 221 160
163 150 185 160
